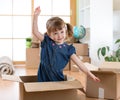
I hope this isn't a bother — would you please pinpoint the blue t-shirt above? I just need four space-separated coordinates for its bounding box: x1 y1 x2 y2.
38 35 76 82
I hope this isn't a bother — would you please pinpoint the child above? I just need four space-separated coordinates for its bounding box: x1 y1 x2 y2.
33 6 100 82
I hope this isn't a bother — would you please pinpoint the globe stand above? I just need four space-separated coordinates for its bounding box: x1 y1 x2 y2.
74 39 82 43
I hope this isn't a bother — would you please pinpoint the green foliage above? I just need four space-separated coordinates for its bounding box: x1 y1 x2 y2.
105 55 118 62
97 39 120 62
26 37 32 48
26 37 32 42
97 46 110 60
115 39 120 44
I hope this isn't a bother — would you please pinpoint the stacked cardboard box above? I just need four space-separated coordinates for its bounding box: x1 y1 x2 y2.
26 48 40 69
64 62 70 71
70 43 91 71
26 43 90 71
73 43 89 56
86 62 120 99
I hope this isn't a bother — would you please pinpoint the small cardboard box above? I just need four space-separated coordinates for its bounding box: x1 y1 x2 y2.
26 48 40 69
86 71 120 99
2 75 83 100
73 43 89 56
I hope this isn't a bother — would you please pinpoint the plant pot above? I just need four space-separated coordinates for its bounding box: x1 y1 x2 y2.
26 41 32 48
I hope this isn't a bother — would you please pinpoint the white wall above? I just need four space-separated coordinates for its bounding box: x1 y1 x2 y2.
90 0 113 66
113 11 120 42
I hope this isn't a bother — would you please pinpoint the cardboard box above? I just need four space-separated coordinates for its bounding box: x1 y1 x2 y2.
86 71 120 99
73 43 89 56
2 75 84 100
99 62 120 72
26 48 40 69
64 62 70 71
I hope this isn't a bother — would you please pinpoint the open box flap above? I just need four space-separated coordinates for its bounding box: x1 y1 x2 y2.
91 70 117 74
99 62 120 72
2 75 23 82
24 79 83 92
99 67 120 73
99 62 120 68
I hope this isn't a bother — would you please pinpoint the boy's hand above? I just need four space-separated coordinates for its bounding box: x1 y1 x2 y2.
34 6 41 16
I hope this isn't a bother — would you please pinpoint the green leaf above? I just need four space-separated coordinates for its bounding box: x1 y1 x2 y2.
116 49 120 57
26 38 32 42
106 46 110 51
101 47 106 56
97 48 101 59
115 39 120 44
97 46 110 60
118 57 120 62
104 56 110 61
111 56 116 61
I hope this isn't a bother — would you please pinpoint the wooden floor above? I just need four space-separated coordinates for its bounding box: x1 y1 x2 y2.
0 65 107 100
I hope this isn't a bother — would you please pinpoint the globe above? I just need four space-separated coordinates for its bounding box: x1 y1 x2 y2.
73 25 86 43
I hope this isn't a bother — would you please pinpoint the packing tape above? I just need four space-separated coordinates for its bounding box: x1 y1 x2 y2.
98 87 104 99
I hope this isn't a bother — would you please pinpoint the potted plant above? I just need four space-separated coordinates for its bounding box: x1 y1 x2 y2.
97 39 120 62
26 37 32 48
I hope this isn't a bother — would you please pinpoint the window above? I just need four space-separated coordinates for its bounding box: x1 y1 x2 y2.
0 0 76 63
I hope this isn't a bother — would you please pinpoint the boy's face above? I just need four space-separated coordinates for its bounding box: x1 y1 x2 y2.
49 27 66 44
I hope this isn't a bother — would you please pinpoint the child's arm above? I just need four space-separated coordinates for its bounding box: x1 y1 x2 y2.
70 54 100 82
32 6 44 42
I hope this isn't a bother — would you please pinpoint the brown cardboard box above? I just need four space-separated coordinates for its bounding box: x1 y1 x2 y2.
99 62 120 72
86 71 120 99
72 92 107 100
64 62 70 71
73 43 89 56
2 75 84 100
70 56 91 71
26 48 40 69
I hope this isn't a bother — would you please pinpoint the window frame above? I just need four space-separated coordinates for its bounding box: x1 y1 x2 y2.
0 0 76 64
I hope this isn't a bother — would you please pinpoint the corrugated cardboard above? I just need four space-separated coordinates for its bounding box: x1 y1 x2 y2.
86 71 120 99
73 43 89 56
99 62 120 72
64 62 70 71
2 75 84 100
26 43 89 70
26 48 40 69
79 56 91 63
